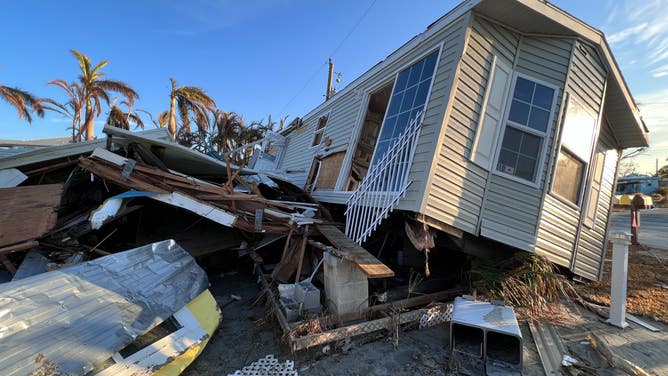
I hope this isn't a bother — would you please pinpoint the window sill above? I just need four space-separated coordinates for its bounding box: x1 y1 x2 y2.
492 170 541 189
549 191 582 212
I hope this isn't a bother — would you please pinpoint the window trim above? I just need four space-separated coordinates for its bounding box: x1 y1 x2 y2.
310 112 331 148
552 146 588 208
492 72 560 188
368 45 443 169
549 95 602 209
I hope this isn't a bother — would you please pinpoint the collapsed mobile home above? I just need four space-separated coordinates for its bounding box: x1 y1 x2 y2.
261 0 649 281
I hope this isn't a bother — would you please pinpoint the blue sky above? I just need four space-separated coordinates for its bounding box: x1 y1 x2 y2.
0 0 666 173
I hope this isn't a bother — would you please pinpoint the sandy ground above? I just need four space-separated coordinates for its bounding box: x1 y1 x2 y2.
578 245 668 323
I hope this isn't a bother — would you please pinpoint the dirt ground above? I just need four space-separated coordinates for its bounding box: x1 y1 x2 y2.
185 248 668 376
577 244 668 323
183 271 545 376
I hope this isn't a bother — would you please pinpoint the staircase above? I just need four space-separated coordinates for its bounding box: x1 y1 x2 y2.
345 112 424 244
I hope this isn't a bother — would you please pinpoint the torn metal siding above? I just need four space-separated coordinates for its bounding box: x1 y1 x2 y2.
0 240 208 376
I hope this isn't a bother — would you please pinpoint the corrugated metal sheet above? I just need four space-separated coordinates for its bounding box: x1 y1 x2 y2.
0 128 172 170
0 240 209 376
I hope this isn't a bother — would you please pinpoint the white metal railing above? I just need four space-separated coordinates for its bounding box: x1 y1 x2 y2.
345 111 424 244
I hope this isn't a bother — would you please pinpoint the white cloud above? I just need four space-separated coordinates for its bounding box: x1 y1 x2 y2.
607 22 648 44
604 0 668 70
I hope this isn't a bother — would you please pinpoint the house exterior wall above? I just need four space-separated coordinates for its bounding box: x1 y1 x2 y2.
276 14 471 211
535 40 610 277
421 16 572 251
572 120 619 280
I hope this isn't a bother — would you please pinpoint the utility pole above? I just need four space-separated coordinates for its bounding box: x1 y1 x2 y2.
326 58 334 101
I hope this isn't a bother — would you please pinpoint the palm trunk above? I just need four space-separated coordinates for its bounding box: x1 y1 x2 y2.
84 102 95 140
168 96 177 140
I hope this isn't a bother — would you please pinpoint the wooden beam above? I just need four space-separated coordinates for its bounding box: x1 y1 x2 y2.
0 254 17 275
290 303 451 351
415 213 463 238
294 226 309 283
313 287 463 328
0 241 39 255
315 224 394 278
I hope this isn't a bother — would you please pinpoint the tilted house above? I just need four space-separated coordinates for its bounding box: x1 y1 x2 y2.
272 0 649 280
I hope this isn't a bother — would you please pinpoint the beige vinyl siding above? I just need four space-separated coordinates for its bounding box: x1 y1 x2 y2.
278 15 471 204
468 21 571 251
422 16 520 234
536 40 608 268
397 14 470 211
572 122 618 280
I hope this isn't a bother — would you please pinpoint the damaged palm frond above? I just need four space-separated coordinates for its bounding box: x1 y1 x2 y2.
468 253 577 319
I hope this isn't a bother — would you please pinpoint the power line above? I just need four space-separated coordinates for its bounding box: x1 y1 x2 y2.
279 0 378 115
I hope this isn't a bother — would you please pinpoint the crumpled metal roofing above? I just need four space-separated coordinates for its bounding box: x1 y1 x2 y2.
0 239 209 376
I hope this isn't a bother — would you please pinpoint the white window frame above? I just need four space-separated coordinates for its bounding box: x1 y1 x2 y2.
550 95 601 209
334 43 443 190
367 45 443 169
492 72 560 188
311 112 331 148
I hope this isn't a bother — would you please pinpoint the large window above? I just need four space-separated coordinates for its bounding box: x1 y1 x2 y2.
496 76 556 183
552 96 598 205
371 50 439 166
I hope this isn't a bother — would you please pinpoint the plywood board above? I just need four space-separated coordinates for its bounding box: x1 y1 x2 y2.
315 224 394 278
315 152 346 190
0 184 63 247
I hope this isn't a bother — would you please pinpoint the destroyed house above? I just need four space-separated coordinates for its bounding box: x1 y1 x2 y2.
271 0 649 280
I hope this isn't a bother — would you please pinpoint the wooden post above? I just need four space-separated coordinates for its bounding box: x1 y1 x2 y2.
325 59 334 100
294 225 309 283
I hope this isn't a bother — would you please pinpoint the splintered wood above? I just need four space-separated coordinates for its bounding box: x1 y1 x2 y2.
0 184 64 247
77 150 308 235
315 224 394 279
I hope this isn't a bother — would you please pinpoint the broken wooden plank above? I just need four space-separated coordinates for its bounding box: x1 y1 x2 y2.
294 225 309 283
588 332 651 376
0 241 39 255
315 224 394 279
0 254 17 275
290 303 450 351
0 184 63 247
529 320 568 376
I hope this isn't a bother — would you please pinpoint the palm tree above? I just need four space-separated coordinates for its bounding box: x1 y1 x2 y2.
65 50 139 140
46 80 85 142
0 83 45 123
106 98 144 130
167 78 216 138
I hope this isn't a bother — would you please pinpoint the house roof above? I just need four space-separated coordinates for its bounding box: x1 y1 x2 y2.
0 128 173 170
289 0 648 149
472 0 649 148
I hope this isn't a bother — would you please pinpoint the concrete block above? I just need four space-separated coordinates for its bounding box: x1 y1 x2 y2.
295 281 321 313
324 252 369 315
326 280 368 304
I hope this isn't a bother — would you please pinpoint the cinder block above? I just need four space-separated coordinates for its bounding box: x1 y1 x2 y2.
295 281 321 313
324 252 369 315
324 253 367 285
326 280 368 304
